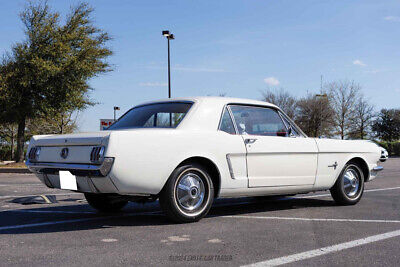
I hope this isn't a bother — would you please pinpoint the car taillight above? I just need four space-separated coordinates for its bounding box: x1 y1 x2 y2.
90 146 105 163
28 147 41 162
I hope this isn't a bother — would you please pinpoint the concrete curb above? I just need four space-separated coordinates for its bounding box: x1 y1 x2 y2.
0 168 30 174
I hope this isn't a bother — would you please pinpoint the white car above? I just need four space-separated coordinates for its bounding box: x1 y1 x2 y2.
26 97 383 223
380 147 389 162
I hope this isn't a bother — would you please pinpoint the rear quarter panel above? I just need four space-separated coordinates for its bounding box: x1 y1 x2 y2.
105 129 247 195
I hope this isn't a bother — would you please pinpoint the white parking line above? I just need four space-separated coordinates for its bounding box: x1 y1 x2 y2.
0 211 161 232
298 186 400 199
242 229 400 267
0 184 43 186
0 192 81 200
12 209 96 214
223 215 400 224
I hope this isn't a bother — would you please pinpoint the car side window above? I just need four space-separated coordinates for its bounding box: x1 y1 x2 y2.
229 105 288 137
219 107 236 134
143 112 186 128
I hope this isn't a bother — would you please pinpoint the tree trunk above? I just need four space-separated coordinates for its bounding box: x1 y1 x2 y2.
15 118 26 162
10 132 15 160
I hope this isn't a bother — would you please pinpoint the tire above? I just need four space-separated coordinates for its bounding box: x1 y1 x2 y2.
84 193 128 212
159 163 214 223
330 163 364 205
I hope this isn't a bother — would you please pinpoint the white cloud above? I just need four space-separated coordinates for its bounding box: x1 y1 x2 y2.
264 77 280 86
353 59 367 67
139 82 167 87
384 16 400 22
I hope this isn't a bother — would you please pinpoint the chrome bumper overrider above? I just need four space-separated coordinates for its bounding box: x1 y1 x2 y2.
25 158 114 177
373 166 384 172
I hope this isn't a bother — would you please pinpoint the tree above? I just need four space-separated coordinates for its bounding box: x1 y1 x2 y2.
261 88 297 118
327 81 360 139
348 96 375 139
295 93 335 137
27 110 79 136
0 123 18 159
0 2 112 162
372 109 400 142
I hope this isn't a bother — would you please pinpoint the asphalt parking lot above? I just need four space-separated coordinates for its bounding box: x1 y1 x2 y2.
0 158 399 266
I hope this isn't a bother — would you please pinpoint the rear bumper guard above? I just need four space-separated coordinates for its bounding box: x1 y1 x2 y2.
26 158 114 177
373 166 384 172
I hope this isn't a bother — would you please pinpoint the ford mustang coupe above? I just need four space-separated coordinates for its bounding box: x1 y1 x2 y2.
26 97 383 223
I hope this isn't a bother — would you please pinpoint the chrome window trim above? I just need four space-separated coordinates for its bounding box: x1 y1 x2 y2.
227 104 289 137
107 101 194 130
217 105 238 135
278 110 307 138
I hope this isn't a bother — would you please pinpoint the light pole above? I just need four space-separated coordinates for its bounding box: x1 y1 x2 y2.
113 106 120 121
162 30 174 98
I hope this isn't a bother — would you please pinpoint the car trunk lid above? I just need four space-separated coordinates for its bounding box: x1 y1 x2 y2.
33 131 111 147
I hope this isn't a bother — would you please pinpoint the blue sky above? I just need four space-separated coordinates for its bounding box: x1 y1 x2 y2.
1 0 399 132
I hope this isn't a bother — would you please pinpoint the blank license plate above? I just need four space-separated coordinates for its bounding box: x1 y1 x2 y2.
59 171 77 190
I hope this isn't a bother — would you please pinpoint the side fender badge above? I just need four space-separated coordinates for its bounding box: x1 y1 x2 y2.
328 161 338 170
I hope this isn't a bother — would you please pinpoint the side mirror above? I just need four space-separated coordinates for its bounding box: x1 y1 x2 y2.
287 125 296 137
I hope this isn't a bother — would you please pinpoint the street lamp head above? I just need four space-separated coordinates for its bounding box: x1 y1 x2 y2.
114 106 120 110
162 30 174 40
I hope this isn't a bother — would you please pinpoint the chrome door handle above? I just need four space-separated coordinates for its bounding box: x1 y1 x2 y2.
244 138 257 144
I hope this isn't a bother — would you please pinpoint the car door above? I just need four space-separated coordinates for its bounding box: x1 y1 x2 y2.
229 105 318 187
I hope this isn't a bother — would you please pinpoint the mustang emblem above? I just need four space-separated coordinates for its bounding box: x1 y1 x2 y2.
328 161 338 170
60 148 69 159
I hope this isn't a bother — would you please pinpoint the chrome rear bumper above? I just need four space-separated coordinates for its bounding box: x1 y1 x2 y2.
26 158 114 177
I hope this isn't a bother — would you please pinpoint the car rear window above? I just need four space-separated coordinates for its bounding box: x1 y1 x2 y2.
108 102 193 130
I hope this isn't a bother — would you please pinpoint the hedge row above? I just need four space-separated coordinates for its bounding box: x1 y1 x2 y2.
0 146 13 161
0 146 27 161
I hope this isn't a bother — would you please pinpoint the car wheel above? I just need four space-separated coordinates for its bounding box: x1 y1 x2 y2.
330 163 364 205
159 163 214 223
84 193 128 212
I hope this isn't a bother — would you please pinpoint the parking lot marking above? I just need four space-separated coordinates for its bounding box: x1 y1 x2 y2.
0 184 43 186
298 186 400 199
242 229 400 267
12 209 96 214
0 211 161 232
0 192 81 200
223 215 400 224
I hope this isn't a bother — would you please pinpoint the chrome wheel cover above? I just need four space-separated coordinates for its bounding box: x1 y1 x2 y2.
343 168 360 198
176 172 206 212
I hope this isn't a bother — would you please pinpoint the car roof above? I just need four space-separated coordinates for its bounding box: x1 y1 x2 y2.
136 96 279 109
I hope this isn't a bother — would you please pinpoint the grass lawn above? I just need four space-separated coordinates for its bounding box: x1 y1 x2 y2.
0 162 27 168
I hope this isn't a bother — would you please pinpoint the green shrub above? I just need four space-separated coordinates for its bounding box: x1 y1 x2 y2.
0 145 26 161
0 146 12 161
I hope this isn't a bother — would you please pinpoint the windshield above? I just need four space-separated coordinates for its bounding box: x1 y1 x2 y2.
107 102 193 130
